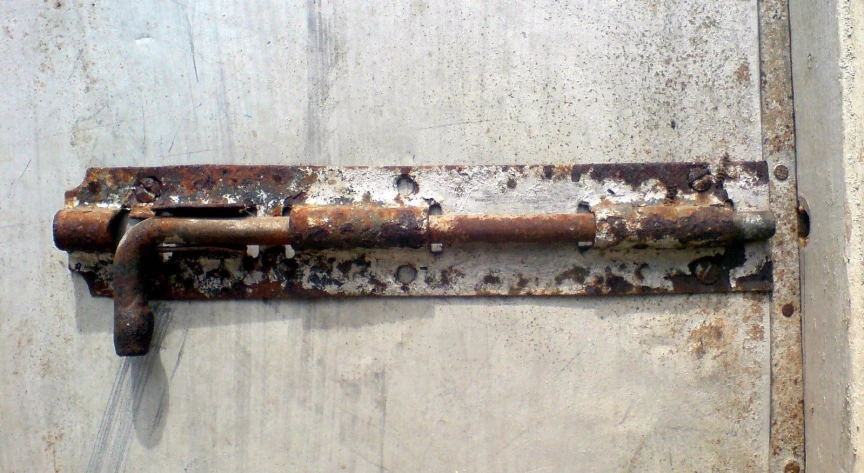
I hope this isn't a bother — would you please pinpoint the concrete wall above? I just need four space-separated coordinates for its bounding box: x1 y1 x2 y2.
1 2 781 472
790 0 864 471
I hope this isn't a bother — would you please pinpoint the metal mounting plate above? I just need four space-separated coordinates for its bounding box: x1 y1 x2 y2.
64 161 771 299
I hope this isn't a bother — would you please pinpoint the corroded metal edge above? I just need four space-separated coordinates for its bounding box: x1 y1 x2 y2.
759 0 805 469
63 162 769 214
72 243 772 301
60 162 774 299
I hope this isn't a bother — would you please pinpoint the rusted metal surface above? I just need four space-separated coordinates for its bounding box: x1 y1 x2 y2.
138 243 769 299
594 206 775 249
57 163 774 318
113 217 291 356
61 162 769 214
104 201 776 356
290 206 427 249
428 214 595 245
293 207 600 249
759 0 806 468
52 208 121 252
63 166 311 216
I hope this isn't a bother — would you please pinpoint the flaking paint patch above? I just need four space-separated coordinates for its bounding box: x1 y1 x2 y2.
729 243 771 288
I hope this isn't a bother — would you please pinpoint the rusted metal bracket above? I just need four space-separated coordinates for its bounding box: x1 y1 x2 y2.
55 162 775 356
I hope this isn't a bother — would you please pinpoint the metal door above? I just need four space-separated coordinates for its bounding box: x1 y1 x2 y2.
0 1 802 471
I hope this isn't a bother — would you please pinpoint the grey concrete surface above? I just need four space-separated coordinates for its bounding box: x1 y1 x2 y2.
1 1 773 471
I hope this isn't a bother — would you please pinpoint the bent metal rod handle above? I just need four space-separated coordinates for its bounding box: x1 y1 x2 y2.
113 217 292 356
106 206 775 356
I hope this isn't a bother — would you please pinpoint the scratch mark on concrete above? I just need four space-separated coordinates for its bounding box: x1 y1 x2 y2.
417 119 500 130
161 147 211 158
523 466 552 473
65 49 83 86
625 434 647 473
378 368 388 473
556 348 585 376
184 3 199 82
141 103 148 153
344 445 395 473
75 104 108 126
15 157 31 184
616 403 633 426
0 222 39 231
493 428 532 456
86 359 131 472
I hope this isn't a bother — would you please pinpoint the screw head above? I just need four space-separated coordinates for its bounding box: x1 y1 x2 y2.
140 176 162 194
694 261 721 285
782 303 795 317
688 168 713 192
135 177 162 203
774 164 790 181
134 186 156 203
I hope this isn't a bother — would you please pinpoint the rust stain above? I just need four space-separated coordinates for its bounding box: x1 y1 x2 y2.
53 208 121 252
64 163 770 214
594 205 775 250
42 431 64 473
734 59 752 83
747 323 765 341
429 213 595 246
759 0 805 464
65 165 317 215
689 319 727 359
290 205 427 250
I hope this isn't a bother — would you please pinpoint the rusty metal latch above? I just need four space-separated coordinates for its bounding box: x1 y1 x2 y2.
54 163 776 356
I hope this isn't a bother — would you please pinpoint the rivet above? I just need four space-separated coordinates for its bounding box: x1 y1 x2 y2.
688 168 713 192
774 164 790 181
135 177 162 203
140 177 162 194
783 460 801 473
